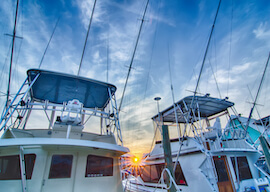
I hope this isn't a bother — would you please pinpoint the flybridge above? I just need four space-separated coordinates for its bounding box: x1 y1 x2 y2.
0 69 122 144
152 95 234 123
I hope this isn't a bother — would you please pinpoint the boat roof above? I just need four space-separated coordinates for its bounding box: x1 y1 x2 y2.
27 69 117 109
152 95 234 123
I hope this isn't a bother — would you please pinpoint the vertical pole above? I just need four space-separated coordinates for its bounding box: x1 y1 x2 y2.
118 0 150 112
19 146 27 192
6 0 20 110
48 106 56 129
66 124 72 139
162 125 177 192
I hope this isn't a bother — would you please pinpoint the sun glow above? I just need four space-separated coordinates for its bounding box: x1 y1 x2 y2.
122 154 144 176
132 157 140 164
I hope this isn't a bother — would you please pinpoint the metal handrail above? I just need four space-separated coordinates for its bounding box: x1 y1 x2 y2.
154 168 181 192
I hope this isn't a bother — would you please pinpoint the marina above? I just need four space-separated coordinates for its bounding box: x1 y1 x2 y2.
1 0 270 191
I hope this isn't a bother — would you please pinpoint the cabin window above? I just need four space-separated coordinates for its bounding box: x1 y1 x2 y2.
141 165 151 182
0 154 36 180
141 164 162 183
231 156 252 181
85 155 113 177
140 162 187 185
151 164 163 183
49 155 73 179
175 163 188 186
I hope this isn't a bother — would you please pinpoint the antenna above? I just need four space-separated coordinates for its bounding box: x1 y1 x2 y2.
154 97 161 114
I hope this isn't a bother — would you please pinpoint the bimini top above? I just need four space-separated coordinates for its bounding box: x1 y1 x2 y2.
27 69 117 109
152 95 234 123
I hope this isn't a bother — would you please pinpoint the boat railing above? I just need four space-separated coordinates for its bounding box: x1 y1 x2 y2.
155 168 181 192
200 122 257 152
1 100 114 128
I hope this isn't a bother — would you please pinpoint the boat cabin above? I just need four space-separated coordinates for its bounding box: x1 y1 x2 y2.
125 95 270 192
0 69 129 192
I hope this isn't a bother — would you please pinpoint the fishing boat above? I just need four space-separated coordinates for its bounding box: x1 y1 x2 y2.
0 68 129 192
123 95 270 192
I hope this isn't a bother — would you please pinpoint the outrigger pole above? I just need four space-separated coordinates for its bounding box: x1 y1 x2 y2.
244 52 270 133
38 17 60 69
118 0 150 112
191 0 222 105
77 0 97 76
6 0 20 110
173 0 222 174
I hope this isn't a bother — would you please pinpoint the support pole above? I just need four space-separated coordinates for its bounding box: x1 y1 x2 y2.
19 146 27 192
162 125 177 192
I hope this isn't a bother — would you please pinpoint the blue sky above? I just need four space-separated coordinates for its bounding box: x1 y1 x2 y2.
1 0 270 154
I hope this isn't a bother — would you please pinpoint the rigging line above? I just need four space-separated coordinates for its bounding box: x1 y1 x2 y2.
247 85 263 133
118 0 150 112
38 17 60 69
106 36 109 82
167 43 182 173
77 0 97 76
208 58 222 98
245 52 270 132
227 0 234 97
142 0 161 103
143 0 162 155
167 42 181 139
0 41 13 95
6 0 20 109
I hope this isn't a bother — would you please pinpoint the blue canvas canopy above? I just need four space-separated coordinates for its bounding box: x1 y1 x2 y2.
27 69 117 109
152 95 234 123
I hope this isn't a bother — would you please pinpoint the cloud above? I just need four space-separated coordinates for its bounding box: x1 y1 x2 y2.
76 0 106 29
253 22 270 39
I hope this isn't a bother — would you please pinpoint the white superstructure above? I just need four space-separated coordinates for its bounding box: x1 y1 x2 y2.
123 95 270 192
0 69 129 192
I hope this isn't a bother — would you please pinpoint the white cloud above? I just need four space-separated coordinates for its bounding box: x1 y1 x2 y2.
253 22 270 39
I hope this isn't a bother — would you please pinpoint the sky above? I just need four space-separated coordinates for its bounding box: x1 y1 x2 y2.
1 0 270 155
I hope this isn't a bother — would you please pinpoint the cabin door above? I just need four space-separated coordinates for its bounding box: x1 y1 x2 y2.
213 156 235 192
41 153 77 192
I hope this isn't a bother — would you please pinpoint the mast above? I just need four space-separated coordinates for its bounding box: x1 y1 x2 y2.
118 0 150 112
245 52 270 132
6 0 20 109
